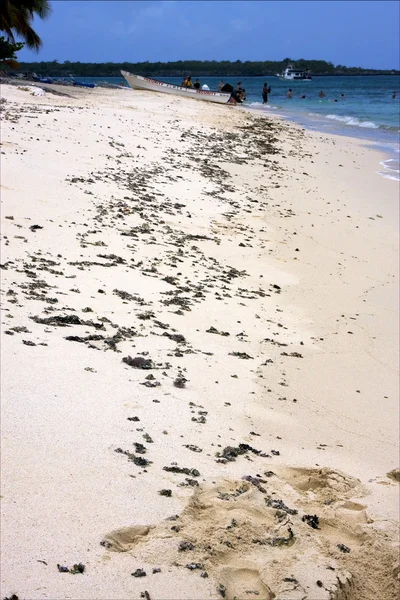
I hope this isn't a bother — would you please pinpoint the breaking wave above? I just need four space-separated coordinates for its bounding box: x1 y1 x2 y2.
378 157 400 181
325 114 380 129
247 102 280 110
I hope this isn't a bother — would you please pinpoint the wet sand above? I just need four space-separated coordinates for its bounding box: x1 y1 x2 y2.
1 82 399 600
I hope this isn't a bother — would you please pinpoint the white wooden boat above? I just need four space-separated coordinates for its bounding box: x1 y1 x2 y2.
121 70 232 104
276 65 312 81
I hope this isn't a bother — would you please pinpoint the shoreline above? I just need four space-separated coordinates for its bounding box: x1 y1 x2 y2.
244 103 400 181
3 75 399 163
1 83 399 600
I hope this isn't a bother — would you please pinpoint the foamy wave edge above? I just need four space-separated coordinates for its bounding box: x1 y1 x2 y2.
326 114 379 129
378 158 400 181
247 102 280 110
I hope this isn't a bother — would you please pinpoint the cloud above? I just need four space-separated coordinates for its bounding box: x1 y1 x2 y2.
229 18 251 33
126 1 181 35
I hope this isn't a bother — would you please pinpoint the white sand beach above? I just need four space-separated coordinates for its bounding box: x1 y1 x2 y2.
1 82 399 600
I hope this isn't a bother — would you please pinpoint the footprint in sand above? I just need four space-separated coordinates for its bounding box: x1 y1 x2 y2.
274 466 363 500
339 501 366 511
101 473 399 600
218 566 273 600
100 525 153 552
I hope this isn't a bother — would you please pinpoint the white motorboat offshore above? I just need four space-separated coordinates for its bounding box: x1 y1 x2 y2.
276 65 312 81
121 70 232 104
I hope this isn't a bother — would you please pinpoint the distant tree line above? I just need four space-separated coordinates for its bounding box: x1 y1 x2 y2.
13 58 400 77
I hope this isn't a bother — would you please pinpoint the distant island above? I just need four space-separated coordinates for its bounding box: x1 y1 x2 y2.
14 59 400 78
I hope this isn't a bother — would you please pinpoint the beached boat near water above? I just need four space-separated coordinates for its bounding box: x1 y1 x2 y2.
121 70 232 104
73 81 95 89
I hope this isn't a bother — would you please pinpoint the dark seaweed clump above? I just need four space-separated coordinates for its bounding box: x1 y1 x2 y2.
302 514 320 529
216 443 266 462
163 465 200 477
122 356 154 369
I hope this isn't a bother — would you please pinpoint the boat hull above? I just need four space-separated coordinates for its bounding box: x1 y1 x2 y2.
74 81 95 88
121 71 231 104
276 75 312 81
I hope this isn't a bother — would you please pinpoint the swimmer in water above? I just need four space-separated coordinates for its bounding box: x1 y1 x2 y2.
287 88 292 99
392 91 397 99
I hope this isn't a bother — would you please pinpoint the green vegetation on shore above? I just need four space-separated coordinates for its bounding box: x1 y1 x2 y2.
0 35 23 69
13 58 400 77
0 0 51 51
0 0 51 69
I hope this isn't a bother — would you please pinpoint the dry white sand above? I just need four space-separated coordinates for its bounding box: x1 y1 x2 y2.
1 82 399 600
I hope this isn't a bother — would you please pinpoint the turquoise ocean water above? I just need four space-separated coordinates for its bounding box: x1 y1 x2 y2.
78 75 400 180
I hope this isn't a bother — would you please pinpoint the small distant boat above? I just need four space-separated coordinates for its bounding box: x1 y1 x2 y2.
31 74 95 89
33 76 54 84
73 81 95 89
276 65 312 81
121 70 232 104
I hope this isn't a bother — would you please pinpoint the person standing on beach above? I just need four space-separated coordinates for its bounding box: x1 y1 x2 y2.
218 80 224 91
287 88 292 99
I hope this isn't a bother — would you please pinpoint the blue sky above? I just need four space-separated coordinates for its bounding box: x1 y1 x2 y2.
18 0 399 69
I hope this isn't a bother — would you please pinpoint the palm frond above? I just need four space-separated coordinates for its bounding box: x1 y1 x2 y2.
0 0 51 50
